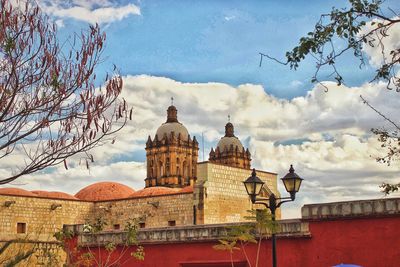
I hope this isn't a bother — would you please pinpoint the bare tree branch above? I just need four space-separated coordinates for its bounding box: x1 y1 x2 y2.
0 0 132 184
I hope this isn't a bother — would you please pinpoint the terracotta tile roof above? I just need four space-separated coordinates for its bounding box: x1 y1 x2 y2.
131 186 180 197
131 185 193 197
0 188 38 197
180 185 194 193
31 190 78 200
75 182 135 201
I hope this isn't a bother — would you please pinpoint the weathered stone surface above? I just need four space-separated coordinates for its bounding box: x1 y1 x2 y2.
0 194 93 241
196 162 280 225
301 198 400 220
93 192 194 228
67 219 310 246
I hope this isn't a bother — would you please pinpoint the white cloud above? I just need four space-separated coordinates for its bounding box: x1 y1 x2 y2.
39 0 140 25
12 161 146 194
224 16 236 21
361 17 400 67
2 75 399 219
289 80 303 89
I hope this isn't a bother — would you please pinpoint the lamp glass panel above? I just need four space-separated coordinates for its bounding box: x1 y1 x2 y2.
294 178 303 192
283 178 295 193
255 182 263 195
244 182 255 195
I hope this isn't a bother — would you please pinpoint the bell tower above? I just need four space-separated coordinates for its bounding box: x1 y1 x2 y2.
209 121 251 169
145 105 199 188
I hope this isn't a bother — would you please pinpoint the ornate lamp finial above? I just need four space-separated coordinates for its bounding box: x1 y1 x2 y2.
171 97 174 106
228 114 231 122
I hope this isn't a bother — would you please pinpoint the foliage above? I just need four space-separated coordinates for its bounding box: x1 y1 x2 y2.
131 245 145 261
261 0 400 191
91 217 108 233
213 209 276 267
78 252 95 267
124 218 145 261
57 217 145 266
380 182 400 195
261 0 399 90
53 228 75 242
372 126 400 165
0 0 132 184
245 208 277 235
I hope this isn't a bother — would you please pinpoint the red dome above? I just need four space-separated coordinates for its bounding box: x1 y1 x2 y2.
0 188 38 197
131 187 181 197
75 182 135 201
31 190 78 200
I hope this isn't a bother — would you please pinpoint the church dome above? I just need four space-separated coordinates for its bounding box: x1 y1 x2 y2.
216 122 244 151
156 122 189 139
217 136 244 151
155 105 189 139
0 188 38 197
75 182 135 201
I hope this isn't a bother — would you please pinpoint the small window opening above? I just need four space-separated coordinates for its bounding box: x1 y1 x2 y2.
139 222 146 228
17 223 26 234
168 220 176 227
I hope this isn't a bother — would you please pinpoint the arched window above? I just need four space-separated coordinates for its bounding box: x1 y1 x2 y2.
159 161 164 177
166 157 170 176
183 161 187 177
150 160 154 177
176 158 180 176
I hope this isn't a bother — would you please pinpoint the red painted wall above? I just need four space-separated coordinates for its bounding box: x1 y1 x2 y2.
68 216 400 267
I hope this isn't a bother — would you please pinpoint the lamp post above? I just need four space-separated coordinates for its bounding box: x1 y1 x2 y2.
243 165 303 267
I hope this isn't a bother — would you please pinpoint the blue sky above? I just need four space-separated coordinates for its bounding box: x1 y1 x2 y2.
52 0 397 98
3 0 399 218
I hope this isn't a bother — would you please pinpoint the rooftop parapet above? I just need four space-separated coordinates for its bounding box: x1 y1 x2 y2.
64 220 310 246
301 197 400 221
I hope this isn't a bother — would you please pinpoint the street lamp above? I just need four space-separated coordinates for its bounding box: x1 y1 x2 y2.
243 165 303 267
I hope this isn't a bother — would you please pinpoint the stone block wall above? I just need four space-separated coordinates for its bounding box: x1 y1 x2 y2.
0 195 93 241
92 192 194 229
195 162 279 224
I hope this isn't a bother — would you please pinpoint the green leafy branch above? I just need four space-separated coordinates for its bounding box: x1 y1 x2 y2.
261 0 400 91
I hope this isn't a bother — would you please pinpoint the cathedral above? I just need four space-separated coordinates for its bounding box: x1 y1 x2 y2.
144 104 252 189
0 104 279 264
1 104 397 267
145 104 199 188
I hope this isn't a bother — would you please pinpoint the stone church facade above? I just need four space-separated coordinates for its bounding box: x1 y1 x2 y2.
145 105 199 188
0 104 279 264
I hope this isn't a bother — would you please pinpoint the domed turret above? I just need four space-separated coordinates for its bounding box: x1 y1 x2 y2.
216 122 244 151
145 103 199 188
209 120 251 169
155 105 189 139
